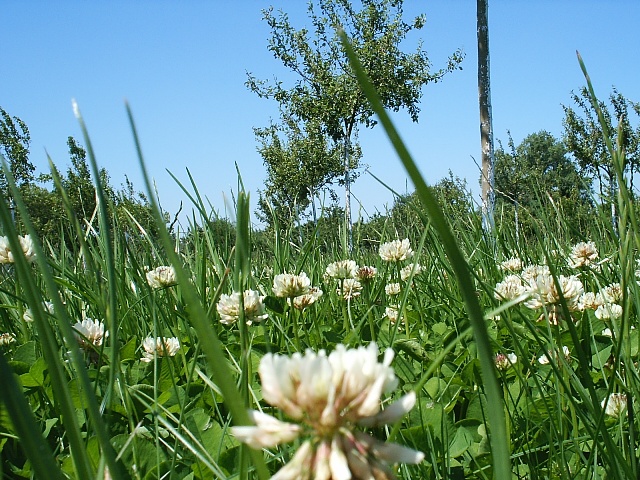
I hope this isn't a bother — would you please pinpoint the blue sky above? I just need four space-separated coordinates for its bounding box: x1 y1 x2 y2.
2 1 639 226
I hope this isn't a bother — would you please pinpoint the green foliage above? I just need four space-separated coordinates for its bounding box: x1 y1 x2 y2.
250 0 464 229
494 130 595 242
563 86 640 197
0 107 35 194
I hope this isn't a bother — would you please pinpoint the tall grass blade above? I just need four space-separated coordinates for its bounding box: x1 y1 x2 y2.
125 102 270 479
339 31 512 479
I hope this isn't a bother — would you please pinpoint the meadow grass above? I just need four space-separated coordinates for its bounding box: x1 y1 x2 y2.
0 59 638 479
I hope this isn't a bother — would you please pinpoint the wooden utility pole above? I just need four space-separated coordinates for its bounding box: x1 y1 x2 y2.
478 0 495 234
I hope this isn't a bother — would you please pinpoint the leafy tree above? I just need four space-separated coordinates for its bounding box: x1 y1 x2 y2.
0 106 36 200
248 0 464 249
494 131 594 241
255 115 352 227
563 87 640 224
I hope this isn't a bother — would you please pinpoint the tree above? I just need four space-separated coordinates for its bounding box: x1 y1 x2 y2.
248 0 464 250
494 131 594 241
255 115 353 226
0 107 36 203
563 87 640 226
477 0 495 235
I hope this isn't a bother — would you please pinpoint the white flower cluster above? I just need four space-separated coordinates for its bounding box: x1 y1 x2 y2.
568 241 598 269
146 265 177 289
231 343 424 478
379 239 413 263
140 336 180 362
0 234 36 264
73 318 108 350
217 289 269 325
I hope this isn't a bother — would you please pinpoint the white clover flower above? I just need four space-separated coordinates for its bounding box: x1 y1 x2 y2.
578 291 602 311
400 263 423 282
494 275 526 301
355 265 377 283
73 318 108 349
0 332 16 347
231 343 424 477
495 353 517 371
337 278 362 300
0 234 36 264
597 283 624 305
146 265 177 289
273 272 311 298
385 282 401 296
379 239 414 263
595 303 623 320
602 328 613 337
384 306 400 324
325 260 358 280
602 393 627 418
521 264 550 283
217 289 269 325
538 346 571 365
499 257 523 272
568 241 598 268
524 274 583 311
292 287 323 311
23 301 54 323
140 336 180 362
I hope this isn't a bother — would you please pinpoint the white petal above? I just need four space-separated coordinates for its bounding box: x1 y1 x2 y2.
358 392 416 428
330 435 352 480
312 441 332 480
355 431 425 464
272 440 314 480
230 411 300 449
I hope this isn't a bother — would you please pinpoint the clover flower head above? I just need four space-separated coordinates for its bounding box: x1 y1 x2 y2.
379 239 413 263
499 257 523 272
524 274 583 311
602 393 627 418
0 234 36 264
146 265 177 289
521 264 550 283
0 332 16 347
273 272 311 298
337 278 362 300
578 291 602 311
217 289 268 325
231 343 424 478
400 263 423 282
384 306 401 325
141 336 180 362
494 275 526 301
325 260 358 280
495 352 517 371
385 282 401 296
355 265 377 283
569 241 599 268
595 303 623 320
73 318 108 349
597 283 624 305
292 287 323 311
23 301 54 323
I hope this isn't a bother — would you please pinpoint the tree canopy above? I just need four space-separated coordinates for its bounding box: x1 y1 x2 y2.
494 131 594 241
249 0 464 237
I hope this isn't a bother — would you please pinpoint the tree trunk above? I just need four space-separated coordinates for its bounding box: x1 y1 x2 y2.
478 0 495 235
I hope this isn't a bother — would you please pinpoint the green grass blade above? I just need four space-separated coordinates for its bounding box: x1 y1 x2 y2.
0 351 65 480
339 31 512 479
125 102 270 480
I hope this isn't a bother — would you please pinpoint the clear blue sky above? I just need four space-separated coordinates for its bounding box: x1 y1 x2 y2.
2 1 639 227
